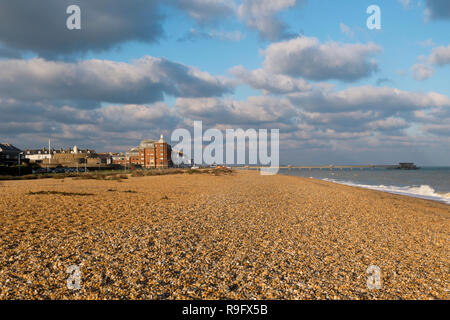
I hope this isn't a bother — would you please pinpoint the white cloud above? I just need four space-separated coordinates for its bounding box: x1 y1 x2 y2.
288 85 450 113
174 95 298 126
409 45 450 80
410 63 435 80
0 0 164 58
237 0 300 40
0 56 234 105
262 36 382 81
367 117 408 130
429 45 450 66
173 0 236 23
229 66 312 94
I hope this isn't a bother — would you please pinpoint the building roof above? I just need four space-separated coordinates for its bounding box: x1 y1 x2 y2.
126 147 140 156
0 143 22 153
25 148 53 155
139 140 156 149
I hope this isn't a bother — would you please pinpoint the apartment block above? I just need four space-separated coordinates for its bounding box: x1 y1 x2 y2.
138 135 172 169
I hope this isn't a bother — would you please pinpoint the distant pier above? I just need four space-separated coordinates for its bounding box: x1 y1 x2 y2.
240 162 419 170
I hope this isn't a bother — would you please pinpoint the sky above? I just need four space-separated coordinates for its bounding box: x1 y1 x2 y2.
0 0 449 165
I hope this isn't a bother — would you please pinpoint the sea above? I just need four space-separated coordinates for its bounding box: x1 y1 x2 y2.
279 167 450 205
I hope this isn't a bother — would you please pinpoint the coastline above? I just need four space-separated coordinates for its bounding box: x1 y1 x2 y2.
291 176 450 205
0 170 448 299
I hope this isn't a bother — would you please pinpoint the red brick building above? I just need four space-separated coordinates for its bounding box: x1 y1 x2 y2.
126 148 140 166
138 135 172 169
111 153 127 166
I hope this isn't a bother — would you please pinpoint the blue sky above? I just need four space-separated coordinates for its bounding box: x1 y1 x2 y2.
0 0 449 165
84 0 450 95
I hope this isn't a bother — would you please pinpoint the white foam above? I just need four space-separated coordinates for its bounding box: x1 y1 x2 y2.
322 179 450 205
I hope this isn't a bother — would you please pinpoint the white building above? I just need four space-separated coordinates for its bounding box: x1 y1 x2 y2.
25 148 52 162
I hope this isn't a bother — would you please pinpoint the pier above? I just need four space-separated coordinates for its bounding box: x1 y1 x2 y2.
239 163 419 170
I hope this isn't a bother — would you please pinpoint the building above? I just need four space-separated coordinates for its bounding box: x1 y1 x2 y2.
126 148 140 166
40 146 98 168
57 145 95 155
138 135 172 169
96 153 113 165
109 135 173 169
398 162 419 170
111 153 127 166
25 145 100 167
0 143 23 165
25 148 53 163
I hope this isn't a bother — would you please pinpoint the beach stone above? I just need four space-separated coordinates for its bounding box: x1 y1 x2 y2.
0 171 448 299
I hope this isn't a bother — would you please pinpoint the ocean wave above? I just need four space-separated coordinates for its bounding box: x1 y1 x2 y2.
321 179 450 205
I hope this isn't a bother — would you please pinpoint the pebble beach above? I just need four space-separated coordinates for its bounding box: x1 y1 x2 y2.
0 170 448 299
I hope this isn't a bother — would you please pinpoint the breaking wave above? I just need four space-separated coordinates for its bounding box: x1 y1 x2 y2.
321 179 450 205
